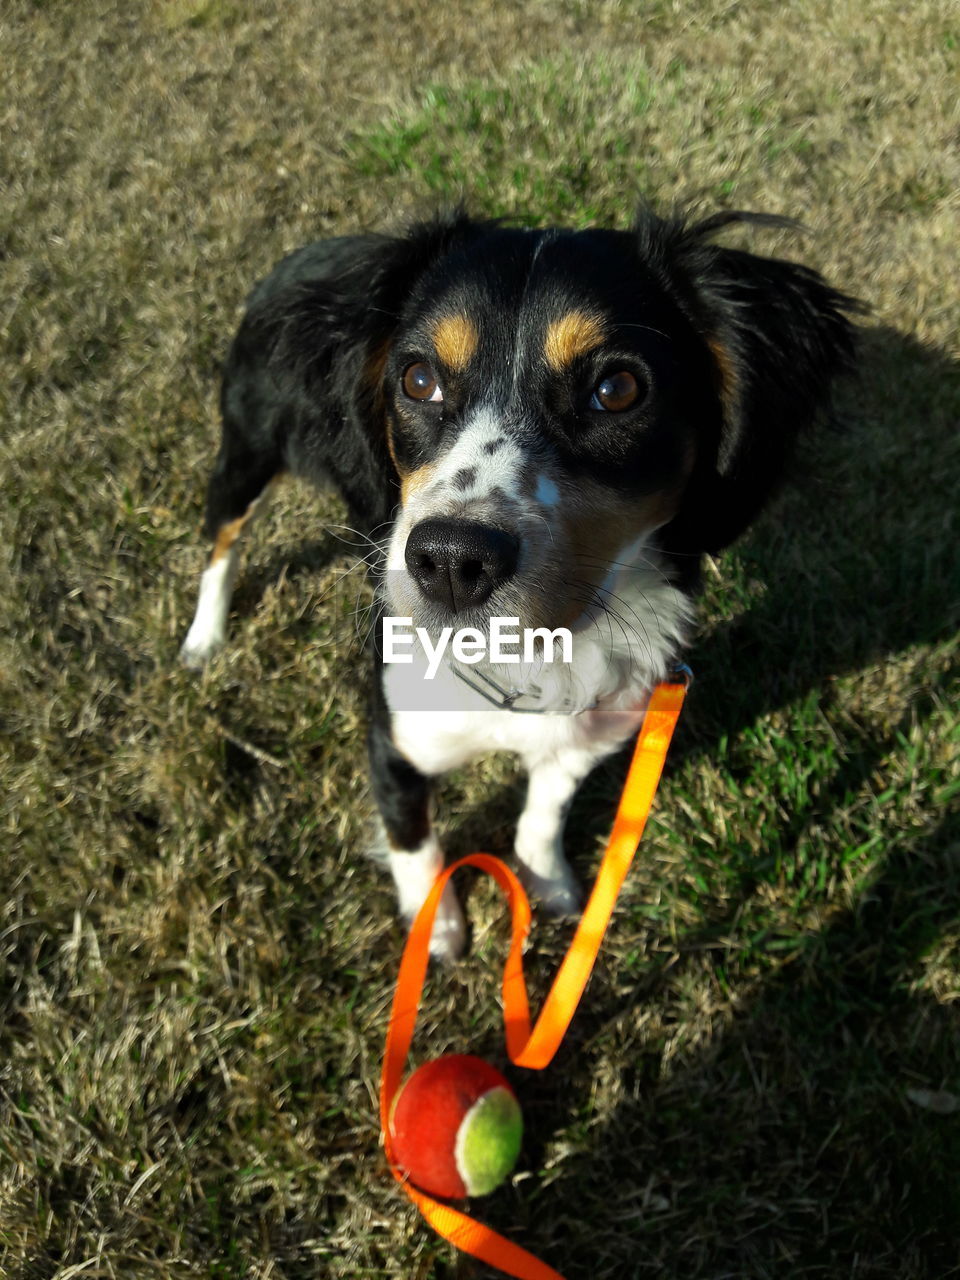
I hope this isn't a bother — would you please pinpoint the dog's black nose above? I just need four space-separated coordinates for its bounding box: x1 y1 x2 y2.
404 518 520 614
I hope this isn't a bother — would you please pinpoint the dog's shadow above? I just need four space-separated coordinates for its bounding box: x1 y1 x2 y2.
438 325 960 1274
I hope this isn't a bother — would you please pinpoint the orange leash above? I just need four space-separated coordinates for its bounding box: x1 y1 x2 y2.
379 678 688 1279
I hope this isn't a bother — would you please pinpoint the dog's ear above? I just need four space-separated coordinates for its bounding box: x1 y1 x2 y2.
259 209 479 400
644 210 861 555
234 211 480 528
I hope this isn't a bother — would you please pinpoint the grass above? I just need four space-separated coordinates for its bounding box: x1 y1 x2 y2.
1 0 958 1276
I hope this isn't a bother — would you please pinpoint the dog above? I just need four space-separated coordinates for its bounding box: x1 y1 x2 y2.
181 207 857 960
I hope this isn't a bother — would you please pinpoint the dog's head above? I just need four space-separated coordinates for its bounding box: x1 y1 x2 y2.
274 209 858 648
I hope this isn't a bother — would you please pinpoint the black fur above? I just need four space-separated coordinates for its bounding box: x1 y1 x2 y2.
204 213 480 540
638 211 861 557
192 206 859 879
367 647 432 851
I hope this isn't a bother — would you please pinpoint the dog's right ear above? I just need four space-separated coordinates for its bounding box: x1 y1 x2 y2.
221 209 481 529
640 209 861 556
225 210 481 532
257 209 480 398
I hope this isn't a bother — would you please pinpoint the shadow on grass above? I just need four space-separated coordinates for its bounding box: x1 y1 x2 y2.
421 327 960 1276
677 326 958 754
489 806 960 1278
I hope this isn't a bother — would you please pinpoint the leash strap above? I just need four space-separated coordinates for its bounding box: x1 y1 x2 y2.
380 679 688 1279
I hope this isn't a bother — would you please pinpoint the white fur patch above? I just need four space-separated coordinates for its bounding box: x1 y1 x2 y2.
385 536 692 913
180 550 240 667
387 833 466 962
431 406 523 500
181 485 273 667
386 406 522 574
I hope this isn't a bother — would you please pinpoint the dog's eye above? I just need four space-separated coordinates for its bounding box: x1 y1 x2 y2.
590 371 641 412
402 362 443 403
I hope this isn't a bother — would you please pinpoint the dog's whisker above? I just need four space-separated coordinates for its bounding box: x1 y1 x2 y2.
571 551 678 591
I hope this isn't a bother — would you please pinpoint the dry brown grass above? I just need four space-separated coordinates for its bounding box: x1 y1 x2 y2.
1 1 958 1277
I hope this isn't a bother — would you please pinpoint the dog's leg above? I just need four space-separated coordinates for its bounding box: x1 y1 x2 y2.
514 757 589 917
180 485 274 667
368 712 466 962
180 424 282 668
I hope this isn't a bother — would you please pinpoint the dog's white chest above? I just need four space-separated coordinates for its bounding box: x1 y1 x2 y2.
388 691 649 778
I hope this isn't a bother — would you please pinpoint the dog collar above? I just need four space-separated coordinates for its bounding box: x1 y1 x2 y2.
452 659 692 713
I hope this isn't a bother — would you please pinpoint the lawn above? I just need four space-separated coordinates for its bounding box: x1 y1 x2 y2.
1 2 958 1277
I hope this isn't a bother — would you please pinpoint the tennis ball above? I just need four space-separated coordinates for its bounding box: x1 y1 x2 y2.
389 1054 523 1198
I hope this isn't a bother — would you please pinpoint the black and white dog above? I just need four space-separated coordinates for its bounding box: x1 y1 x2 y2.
182 208 857 960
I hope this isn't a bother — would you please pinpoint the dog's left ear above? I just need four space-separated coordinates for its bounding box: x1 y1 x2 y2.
646 211 861 554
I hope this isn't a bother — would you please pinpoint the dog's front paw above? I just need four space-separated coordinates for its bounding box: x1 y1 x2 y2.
388 836 467 962
179 629 222 669
516 858 583 918
419 881 467 963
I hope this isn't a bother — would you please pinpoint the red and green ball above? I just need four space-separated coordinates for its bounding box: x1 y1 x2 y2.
389 1054 523 1198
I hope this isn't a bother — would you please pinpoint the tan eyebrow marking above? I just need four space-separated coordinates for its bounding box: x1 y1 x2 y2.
543 310 607 371
431 313 479 371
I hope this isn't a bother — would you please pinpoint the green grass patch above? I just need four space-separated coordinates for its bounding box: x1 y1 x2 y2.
349 62 659 222
1 1 958 1277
